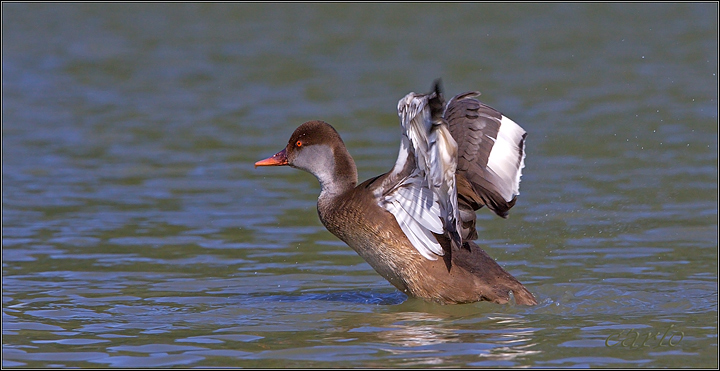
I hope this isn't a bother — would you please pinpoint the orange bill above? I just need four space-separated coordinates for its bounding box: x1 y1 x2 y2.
255 148 288 167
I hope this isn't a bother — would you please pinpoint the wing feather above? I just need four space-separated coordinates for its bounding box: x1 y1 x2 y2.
376 84 526 260
445 91 526 240
376 83 462 260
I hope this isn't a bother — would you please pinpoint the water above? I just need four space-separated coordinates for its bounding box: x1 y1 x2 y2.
3 3 717 368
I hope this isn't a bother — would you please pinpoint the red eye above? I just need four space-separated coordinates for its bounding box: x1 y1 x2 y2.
296 140 303 147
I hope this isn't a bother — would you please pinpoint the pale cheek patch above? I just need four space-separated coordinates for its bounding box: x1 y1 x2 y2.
292 145 340 195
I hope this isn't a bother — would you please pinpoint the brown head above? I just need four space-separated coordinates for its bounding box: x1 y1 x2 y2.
255 121 358 196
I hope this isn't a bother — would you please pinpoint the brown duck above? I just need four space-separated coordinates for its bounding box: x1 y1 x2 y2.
256 81 537 305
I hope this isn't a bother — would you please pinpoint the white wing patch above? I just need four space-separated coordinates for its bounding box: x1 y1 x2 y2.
379 92 461 260
486 115 526 201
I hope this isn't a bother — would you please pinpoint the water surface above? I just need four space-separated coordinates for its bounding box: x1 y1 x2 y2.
3 3 717 368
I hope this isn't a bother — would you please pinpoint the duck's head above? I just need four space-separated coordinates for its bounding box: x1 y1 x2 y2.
255 120 357 195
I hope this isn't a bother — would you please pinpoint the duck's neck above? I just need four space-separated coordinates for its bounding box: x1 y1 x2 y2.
323 145 358 202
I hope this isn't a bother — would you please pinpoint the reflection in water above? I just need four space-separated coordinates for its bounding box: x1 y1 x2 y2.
366 311 541 366
477 316 542 364
378 312 460 347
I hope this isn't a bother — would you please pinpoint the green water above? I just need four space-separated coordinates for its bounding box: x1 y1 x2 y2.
3 3 717 367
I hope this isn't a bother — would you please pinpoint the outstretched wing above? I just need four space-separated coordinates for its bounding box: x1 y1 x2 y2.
376 83 462 260
445 92 526 240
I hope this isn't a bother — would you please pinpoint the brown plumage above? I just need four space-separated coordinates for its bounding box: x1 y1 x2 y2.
256 82 536 305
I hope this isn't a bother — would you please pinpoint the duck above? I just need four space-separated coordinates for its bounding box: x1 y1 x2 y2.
256 81 537 305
